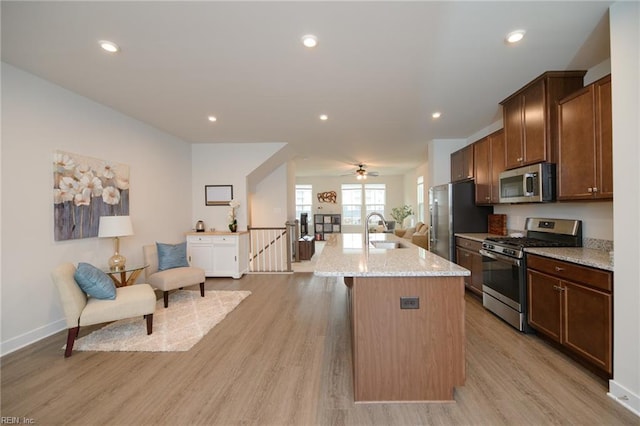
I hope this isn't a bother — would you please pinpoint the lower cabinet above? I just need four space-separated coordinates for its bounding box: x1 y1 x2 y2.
187 233 249 279
527 254 612 376
455 237 483 296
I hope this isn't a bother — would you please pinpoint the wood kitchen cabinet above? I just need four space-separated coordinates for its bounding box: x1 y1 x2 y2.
557 75 612 200
474 129 505 205
455 237 483 296
500 71 586 170
527 254 612 376
451 144 474 182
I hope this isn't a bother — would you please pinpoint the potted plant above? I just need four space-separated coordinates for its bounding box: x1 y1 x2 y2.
390 205 414 228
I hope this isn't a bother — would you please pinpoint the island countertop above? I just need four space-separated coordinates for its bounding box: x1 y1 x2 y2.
314 233 470 277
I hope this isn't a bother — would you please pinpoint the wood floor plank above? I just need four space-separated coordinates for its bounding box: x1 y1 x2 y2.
1 272 637 425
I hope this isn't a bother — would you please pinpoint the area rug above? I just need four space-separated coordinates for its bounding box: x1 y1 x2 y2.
68 290 251 352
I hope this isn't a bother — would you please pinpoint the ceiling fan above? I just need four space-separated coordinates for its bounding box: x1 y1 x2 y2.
343 164 379 180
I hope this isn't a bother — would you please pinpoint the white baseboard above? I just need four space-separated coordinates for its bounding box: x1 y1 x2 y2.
608 380 640 418
1 319 66 357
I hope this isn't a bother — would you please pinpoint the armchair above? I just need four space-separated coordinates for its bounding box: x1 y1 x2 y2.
143 244 206 308
51 263 156 357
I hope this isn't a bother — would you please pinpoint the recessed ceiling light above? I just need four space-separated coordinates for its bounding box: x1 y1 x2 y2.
99 40 120 53
302 34 318 48
208 116 217 122
432 112 441 119
319 114 328 121
506 30 526 44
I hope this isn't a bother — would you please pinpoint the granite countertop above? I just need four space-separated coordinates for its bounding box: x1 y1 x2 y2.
455 233 614 272
314 233 470 277
455 233 505 243
524 247 614 272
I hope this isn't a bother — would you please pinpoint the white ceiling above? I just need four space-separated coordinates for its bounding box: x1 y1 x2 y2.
1 1 611 177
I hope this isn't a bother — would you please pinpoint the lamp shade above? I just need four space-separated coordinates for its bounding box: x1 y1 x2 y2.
98 216 134 238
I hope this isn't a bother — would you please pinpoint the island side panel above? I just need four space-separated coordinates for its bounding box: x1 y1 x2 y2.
351 276 465 402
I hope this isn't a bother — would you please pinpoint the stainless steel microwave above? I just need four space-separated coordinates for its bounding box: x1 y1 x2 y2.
499 163 556 203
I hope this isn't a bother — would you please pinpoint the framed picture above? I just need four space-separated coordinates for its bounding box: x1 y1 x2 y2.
205 185 233 206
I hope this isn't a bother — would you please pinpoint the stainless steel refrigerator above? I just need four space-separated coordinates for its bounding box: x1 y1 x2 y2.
428 181 493 261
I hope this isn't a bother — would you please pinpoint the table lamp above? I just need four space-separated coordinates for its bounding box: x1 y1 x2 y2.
98 215 134 271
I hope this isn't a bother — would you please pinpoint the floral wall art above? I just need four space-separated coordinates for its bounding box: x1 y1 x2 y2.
53 150 130 241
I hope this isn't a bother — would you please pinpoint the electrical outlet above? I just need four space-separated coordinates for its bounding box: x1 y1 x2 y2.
400 296 419 309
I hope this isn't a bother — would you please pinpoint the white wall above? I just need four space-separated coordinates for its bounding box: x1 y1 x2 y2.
191 143 286 232
1 63 193 355
609 1 640 415
493 202 613 240
425 138 467 191
250 163 289 227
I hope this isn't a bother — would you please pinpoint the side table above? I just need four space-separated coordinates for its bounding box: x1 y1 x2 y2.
104 264 148 288
298 236 315 261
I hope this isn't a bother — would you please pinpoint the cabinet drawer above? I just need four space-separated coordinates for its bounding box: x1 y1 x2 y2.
455 237 482 252
527 255 612 292
187 235 214 243
212 235 236 244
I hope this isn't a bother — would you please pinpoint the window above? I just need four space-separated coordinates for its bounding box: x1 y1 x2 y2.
417 176 424 223
295 185 313 220
341 183 386 226
341 184 362 225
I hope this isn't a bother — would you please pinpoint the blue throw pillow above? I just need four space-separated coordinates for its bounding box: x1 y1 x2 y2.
157 242 189 271
74 262 116 300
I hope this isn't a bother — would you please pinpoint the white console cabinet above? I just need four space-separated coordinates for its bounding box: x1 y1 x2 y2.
186 232 249 279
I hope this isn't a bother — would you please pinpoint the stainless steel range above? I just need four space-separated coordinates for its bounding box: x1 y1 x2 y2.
480 218 582 332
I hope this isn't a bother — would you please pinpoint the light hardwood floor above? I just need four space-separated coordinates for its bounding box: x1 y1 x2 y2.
1 273 637 425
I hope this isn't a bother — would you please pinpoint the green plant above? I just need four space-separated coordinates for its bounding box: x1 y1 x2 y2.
390 205 413 227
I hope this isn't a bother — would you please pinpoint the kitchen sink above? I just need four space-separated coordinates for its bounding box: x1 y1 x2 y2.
369 241 407 249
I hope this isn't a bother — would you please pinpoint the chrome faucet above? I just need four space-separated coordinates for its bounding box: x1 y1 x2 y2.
365 212 388 247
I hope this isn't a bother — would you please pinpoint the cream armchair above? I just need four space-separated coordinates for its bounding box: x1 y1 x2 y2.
143 244 206 308
51 263 156 357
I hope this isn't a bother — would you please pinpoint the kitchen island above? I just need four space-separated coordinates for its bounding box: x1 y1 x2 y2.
314 233 469 402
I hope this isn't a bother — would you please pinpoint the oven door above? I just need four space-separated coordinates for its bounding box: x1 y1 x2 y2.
479 249 522 311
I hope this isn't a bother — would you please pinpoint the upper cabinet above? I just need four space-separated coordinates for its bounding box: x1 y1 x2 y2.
451 144 474 183
474 129 505 205
500 71 586 170
557 75 612 201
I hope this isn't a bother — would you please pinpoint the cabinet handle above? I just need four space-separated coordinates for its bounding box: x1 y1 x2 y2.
188 255 191 262
587 187 593 193
553 285 565 292
592 187 598 193
517 157 523 162
554 266 564 272
464 253 470 257
486 196 490 200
